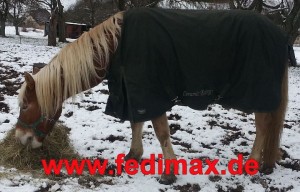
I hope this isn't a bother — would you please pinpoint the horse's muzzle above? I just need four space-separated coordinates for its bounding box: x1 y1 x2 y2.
15 128 43 148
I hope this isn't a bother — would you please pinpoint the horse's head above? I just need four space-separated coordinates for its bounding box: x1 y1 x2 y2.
14 13 122 148
15 71 62 148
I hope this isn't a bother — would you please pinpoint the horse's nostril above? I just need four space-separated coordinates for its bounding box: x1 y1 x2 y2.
27 136 33 143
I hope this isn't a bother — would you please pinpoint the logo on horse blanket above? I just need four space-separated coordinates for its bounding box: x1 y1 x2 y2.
183 90 214 97
105 8 289 123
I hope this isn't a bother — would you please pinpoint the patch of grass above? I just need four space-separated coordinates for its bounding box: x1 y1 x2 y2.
0 170 17 179
0 124 80 171
0 172 9 179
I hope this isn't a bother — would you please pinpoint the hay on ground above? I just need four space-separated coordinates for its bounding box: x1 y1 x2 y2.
0 124 80 171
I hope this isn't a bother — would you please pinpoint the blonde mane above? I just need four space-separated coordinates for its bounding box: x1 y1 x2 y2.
19 12 123 117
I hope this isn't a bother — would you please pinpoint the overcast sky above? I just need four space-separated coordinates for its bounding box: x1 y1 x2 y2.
61 0 77 10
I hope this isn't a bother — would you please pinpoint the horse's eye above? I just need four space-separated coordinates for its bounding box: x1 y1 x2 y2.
22 104 28 110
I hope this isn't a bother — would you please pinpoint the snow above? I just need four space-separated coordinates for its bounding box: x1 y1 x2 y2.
65 22 87 25
0 26 300 191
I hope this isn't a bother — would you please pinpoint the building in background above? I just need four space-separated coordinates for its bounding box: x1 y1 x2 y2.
44 21 91 39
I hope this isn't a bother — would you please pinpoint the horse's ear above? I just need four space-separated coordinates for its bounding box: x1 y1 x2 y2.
32 67 41 75
24 72 35 90
32 63 46 75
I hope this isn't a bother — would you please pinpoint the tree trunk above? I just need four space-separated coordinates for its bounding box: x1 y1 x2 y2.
229 0 236 9
284 0 300 45
0 21 5 37
48 11 58 46
0 0 9 37
58 0 66 42
15 25 20 35
117 0 126 11
131 0 139 7
13 3 20 36
91 5 95 26
88 0 95 26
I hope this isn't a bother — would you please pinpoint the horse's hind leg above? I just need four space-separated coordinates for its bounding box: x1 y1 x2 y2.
152 113 177 185
250 113 284 164
261 64 288 172
250 65 288 173
250 111 284 173
125 122 144 162
249 113 271 164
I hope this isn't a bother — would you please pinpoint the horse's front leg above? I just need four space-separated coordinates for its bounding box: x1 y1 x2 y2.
125 122 144 162
152 113 177 185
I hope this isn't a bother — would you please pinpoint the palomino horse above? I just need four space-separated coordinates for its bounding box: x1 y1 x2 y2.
16 8 291 184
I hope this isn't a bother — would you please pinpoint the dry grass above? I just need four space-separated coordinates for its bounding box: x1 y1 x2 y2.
0 172 10 179
0 124 80 171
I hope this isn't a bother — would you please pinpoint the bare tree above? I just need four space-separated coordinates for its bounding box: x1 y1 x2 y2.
66 0 299 44
87 0 96 26
33 0 65 46
284 0 300 44
11 0 28 35
0 0 9 36
80 0 114 26
31 0 57 46
117 0 160 9
65 0 97 27
65 0 118 26
57 0 65 42
172 0 299 44
117 0 126 10
226 0 300 44
48 6 57 46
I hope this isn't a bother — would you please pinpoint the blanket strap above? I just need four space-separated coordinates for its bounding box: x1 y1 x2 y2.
165 86 182 104
214 83 231 102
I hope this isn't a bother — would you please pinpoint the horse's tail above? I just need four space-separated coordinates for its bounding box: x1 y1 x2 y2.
262 63 288 169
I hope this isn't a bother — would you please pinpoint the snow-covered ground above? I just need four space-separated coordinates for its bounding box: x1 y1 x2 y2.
0 26 299 192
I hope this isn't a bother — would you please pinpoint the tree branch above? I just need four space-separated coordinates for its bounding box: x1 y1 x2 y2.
35 0 52 8
145 0 161 7
262 1 282 9
184 0 229 3
229 0 236 9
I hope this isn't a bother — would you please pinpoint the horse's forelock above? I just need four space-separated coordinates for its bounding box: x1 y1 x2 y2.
18 82 27 107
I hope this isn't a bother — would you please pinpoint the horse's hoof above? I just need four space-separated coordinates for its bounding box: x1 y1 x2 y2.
277 149 283 161
124 150 142 162
159 173 177 185
260 165 274 175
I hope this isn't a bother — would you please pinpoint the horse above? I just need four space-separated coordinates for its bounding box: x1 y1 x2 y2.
15 8 291 184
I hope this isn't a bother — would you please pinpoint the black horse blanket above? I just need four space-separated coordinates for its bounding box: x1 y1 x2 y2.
105 8 289 122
